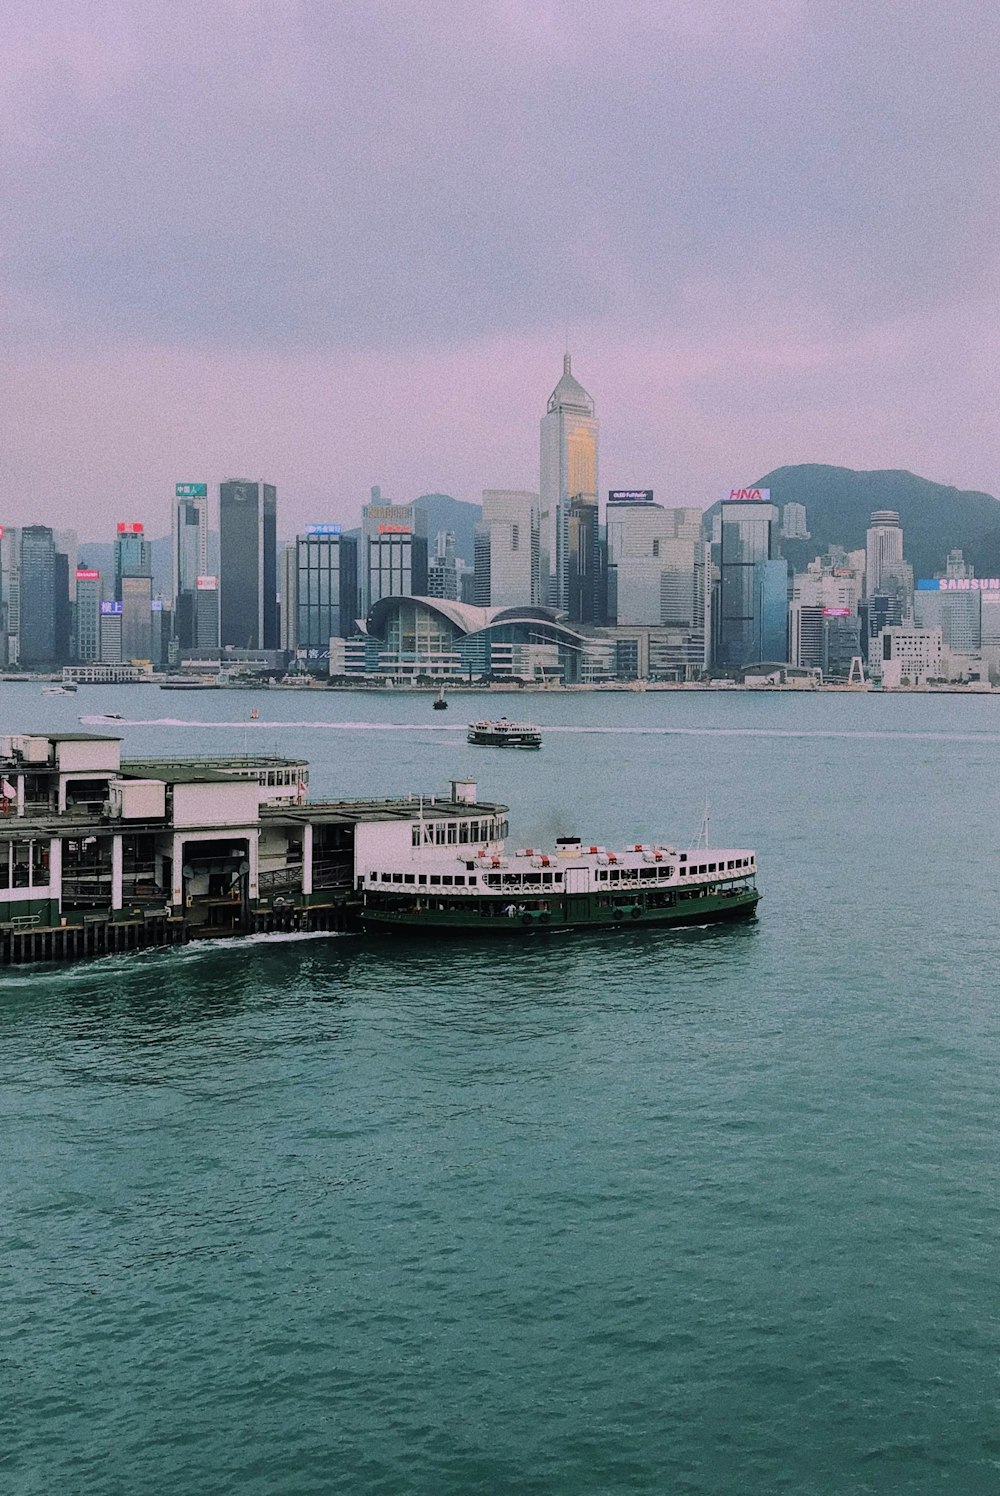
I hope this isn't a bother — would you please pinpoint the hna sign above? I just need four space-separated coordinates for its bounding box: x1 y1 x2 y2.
726 488 771 503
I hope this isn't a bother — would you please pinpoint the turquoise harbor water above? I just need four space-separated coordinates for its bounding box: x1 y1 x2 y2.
2 683 1000 1494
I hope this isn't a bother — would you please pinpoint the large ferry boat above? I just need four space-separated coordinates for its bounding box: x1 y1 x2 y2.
467 718 542 749
359 829 759 934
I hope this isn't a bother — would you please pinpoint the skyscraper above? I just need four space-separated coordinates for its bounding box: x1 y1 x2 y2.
18 526 57 667
113 522 152 662
540 355 598 612
74 569 102 662
427 532 459 601
477 491 540 609
114 522 151 587
865 510 903 594
361 501 427 616
219 481 278 649
716 494 788 666
294 527 359 652
172 484 209 648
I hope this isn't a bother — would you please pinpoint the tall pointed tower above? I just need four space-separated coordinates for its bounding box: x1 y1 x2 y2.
539 354 599 614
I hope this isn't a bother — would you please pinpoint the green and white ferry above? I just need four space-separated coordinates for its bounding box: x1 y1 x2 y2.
357 788 759 935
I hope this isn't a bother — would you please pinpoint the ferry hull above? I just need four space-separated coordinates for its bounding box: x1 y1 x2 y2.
361 885 759 935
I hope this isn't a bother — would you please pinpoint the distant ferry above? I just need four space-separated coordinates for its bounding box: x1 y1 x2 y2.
360 833 759 934
467 718 542 749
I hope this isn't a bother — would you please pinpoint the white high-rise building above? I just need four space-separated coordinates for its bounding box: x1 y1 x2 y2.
478 490 540 609
870 626 942 687
781 503 809 539
279 543 297 651
604 502 710 674
865 510 903 594
539 355 598 611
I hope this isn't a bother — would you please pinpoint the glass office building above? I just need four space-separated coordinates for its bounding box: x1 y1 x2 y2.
717 500 788 666
295 530 359 653
220 481 278 649
18 526 57 667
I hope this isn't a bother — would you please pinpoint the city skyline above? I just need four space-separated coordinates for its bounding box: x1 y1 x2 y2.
3 4 999 533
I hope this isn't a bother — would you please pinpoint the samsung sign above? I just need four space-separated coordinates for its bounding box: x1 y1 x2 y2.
608 490 654 504
176 483 207 498
725 488 771 503
917 578 1000 591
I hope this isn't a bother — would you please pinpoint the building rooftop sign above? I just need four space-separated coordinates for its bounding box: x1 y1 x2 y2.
116 522 144 534
608 490 654 504
917 578 1000 591
176 483 207 498
100 601 123 615
822 607 852 617
196 575 218 590
378 524 411 535
725 488 771 503
307 523 343 535
76 568 100 580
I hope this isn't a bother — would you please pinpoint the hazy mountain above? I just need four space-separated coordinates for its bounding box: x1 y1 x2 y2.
711 466 1000 581
411 494 480 564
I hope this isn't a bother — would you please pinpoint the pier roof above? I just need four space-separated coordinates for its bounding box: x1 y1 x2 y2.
269 796 509 826
119 761 234 784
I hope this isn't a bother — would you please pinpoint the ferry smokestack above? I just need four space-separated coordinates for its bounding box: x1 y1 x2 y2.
451 778 477 804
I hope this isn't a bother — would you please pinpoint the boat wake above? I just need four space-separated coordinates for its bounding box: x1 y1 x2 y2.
77 715 1000 744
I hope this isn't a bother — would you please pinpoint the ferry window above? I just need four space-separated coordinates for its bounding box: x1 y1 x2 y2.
458 824 469 844
404 874 415 884
392 874 403 883
381 873 391 882
680 853 687 863
435 824 446 845
709 863 716 873
454 875 464 885
430 875 441 886
469 822 480 841
442 875 453 885
542 873 552 884
370 871 377 880
447 824 457 844
418 875 427 885
423 824 434 844
411 827 420 847
468 877 476 886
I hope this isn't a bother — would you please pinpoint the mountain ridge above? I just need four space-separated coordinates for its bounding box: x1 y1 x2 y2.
718 465 1000 581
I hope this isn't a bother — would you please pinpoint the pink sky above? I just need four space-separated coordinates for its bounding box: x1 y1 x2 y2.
3 0 999 538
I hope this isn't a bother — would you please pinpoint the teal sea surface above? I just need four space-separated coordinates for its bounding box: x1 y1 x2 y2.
2 683 999 1494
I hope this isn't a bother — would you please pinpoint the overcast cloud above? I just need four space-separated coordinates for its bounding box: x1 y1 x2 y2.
2 0 999 536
